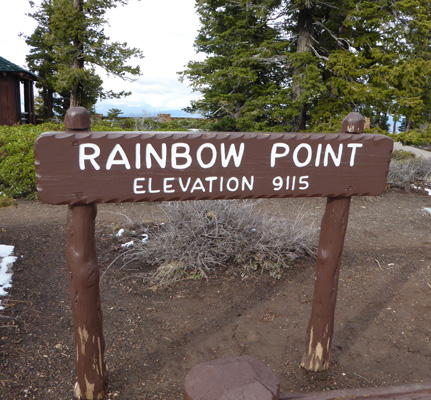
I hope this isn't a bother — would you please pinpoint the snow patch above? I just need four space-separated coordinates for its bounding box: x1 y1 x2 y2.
0 245 14 258
0 245 17 310
121 240 135 248
412 184 431 196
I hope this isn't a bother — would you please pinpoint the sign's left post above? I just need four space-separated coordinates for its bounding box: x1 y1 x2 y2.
64 107 108 400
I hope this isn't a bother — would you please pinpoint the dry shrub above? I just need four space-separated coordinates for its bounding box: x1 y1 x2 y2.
388 157 431 190
121 200 316 287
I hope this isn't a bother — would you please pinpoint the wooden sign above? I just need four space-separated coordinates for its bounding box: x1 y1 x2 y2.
34 131 393 205
34 108 395 399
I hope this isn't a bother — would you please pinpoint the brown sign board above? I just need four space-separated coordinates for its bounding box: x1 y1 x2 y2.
34 131 393 205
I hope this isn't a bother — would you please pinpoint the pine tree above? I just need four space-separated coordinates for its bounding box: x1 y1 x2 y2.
25 0 59 118
25 0 144 115
180 0 291 131
184 0 431 132
306 0 431 130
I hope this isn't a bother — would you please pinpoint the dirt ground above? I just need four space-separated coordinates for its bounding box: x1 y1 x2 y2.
0 191 430 399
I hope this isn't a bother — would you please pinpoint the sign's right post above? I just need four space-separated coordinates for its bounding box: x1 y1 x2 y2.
301 112 365 372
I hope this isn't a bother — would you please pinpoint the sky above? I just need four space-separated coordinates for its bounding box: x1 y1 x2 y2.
0 0 205 117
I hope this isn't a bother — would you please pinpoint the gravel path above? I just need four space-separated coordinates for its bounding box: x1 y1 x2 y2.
393 142 431 159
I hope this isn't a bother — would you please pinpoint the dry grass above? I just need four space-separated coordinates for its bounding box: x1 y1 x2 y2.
388 155 431 190
116 200 317 287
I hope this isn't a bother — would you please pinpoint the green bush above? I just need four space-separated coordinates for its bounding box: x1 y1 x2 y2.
1 116 429 199
0 194 16 208
390 125 431 146
0 123 63 198
391 149 416 161
0 117 210 200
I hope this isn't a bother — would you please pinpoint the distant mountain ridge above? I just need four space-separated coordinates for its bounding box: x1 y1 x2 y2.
95 104 202 119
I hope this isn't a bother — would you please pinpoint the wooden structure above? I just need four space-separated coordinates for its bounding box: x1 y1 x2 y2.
0 56 37 126
34 107 397 399
280 383 431 399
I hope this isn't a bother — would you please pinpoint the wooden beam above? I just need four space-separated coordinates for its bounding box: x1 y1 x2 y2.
280 383 431 399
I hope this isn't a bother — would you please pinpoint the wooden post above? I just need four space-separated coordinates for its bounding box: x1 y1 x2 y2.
301 112 364 372
65 107 108 399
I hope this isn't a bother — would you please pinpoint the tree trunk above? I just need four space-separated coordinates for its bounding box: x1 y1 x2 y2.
404 117 413 131
291 3 314 132
71 0 84 108
42 88 54 119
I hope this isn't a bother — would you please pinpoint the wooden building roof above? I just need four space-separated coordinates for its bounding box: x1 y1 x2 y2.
0 56 37 81
0 56 37 125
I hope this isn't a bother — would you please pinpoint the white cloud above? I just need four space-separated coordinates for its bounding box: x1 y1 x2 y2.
0 0 37 68
0 0 204 116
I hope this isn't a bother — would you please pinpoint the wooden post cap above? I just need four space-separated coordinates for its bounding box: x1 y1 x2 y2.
184 356 280 400
341 112 365 134
65 107 91 131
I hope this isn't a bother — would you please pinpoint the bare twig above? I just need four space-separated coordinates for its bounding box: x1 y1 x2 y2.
0 315 18 320
353 372 371 383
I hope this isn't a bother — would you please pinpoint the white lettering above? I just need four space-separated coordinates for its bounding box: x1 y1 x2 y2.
197 143 217 169
299 176 309 190
242 176 254 191
172 143 192 169
148 178 160 193
179 177 192 192
315 143 322 167
135 143 141 169
163 177 175 193
106 144 131 170
205 176 218 193
273 176 282 191
221 143 245 167
226 177 239 192
270 143 290 167
79 143 101 171
293 144 312 167
190 178 206 193
133 178 146 194
347 143 363 166
146 143 167 169
272 175 310 191
132 175 257 196
324 144 343 167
